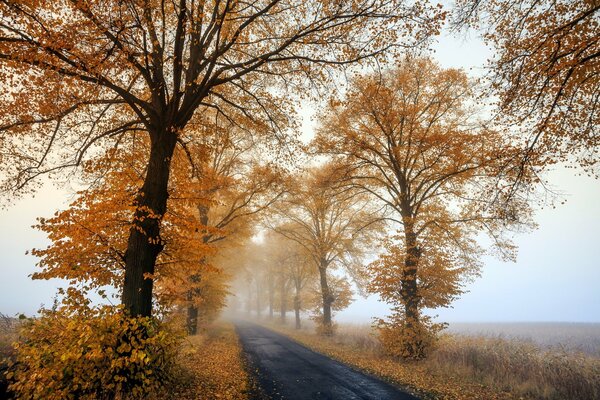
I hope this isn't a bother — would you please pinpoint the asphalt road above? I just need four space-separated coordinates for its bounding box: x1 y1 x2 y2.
235 321 419 400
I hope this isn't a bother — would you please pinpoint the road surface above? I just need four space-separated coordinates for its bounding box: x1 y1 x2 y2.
235 321 419 400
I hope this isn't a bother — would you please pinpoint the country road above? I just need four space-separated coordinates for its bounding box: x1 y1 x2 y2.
235 321 418 400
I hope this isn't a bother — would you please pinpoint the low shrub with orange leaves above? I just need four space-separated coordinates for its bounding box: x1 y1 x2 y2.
170 322 251 400
6 304 182 400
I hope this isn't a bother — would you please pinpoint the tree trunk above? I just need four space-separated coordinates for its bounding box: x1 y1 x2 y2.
256 279 261 318
185 272 202 335
246 280 252 316
318 261 334 335
186 210 210 333
280 274 287 323
294 294 301 329
268 272 274 319
186 305 199 335
401 227 421 324
122 131 177 317
401 223 423 358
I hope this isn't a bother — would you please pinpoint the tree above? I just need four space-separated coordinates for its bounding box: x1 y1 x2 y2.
314 58 533 357
305 273 354 333
285 243 315 329
177 119 287 334
262 232 316 328
453 0 599 177
0 0 444 317
270 163 382 334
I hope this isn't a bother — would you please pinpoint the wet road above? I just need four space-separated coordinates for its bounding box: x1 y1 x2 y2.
235 321 419 400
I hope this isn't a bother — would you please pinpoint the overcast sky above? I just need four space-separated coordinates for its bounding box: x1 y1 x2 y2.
0 26 598 322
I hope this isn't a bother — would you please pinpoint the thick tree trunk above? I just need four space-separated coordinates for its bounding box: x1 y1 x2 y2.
122 131 177 317
187 305 199 335
401 223 423 357
401 227 421 324
294 294 301 329
318 261 334 335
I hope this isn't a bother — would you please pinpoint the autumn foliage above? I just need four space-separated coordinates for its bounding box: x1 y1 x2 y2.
0 0 597 397
7 298 181 400
315 58 533 358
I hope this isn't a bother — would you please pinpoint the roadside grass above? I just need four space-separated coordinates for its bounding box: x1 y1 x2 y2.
169 321 252 400
265 319 600 400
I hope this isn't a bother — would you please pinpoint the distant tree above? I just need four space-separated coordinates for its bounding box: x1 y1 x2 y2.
270 163 382 334
305 273 354 333
453 0 599 178
0 0 443 317
315 58 534 358
262 233 316 328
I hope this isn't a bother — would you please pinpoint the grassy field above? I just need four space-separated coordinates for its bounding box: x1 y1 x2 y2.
265 319 600 400
446 322 600 356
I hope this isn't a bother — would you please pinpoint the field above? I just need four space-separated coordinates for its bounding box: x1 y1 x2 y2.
446 322 600 356
267 319 600 399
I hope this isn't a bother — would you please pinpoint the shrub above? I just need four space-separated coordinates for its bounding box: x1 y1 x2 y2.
374 314 444 360
6 304 181 400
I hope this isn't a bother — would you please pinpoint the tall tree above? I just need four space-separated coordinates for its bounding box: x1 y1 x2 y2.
314 58 534 357
453 0 599 178
0 0 443 317
270 163 382 334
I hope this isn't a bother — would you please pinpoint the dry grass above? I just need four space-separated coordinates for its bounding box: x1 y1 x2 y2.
431 334 600 399
267 320 600 400
169 321 251 400
0 314 18 359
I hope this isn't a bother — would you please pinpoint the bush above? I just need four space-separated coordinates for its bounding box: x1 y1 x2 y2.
375 314 444 360
6 305 181 400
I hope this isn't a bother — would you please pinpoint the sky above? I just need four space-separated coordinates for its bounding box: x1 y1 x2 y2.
0 27 598 322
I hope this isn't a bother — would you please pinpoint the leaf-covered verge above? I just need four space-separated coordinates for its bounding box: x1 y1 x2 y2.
169 322 252 400
265 322 600 400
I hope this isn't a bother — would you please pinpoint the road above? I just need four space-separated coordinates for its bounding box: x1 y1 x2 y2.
235 321 419 400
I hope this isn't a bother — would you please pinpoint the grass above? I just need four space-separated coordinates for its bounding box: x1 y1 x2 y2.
169 321 252 400
264 319 600 400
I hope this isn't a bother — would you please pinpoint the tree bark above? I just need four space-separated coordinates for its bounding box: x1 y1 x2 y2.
185 272 201 335
401 226 421 325
122 131 177 317
401 221 424 358
186 210 210 333
187 305 199 335
318 261 334 334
